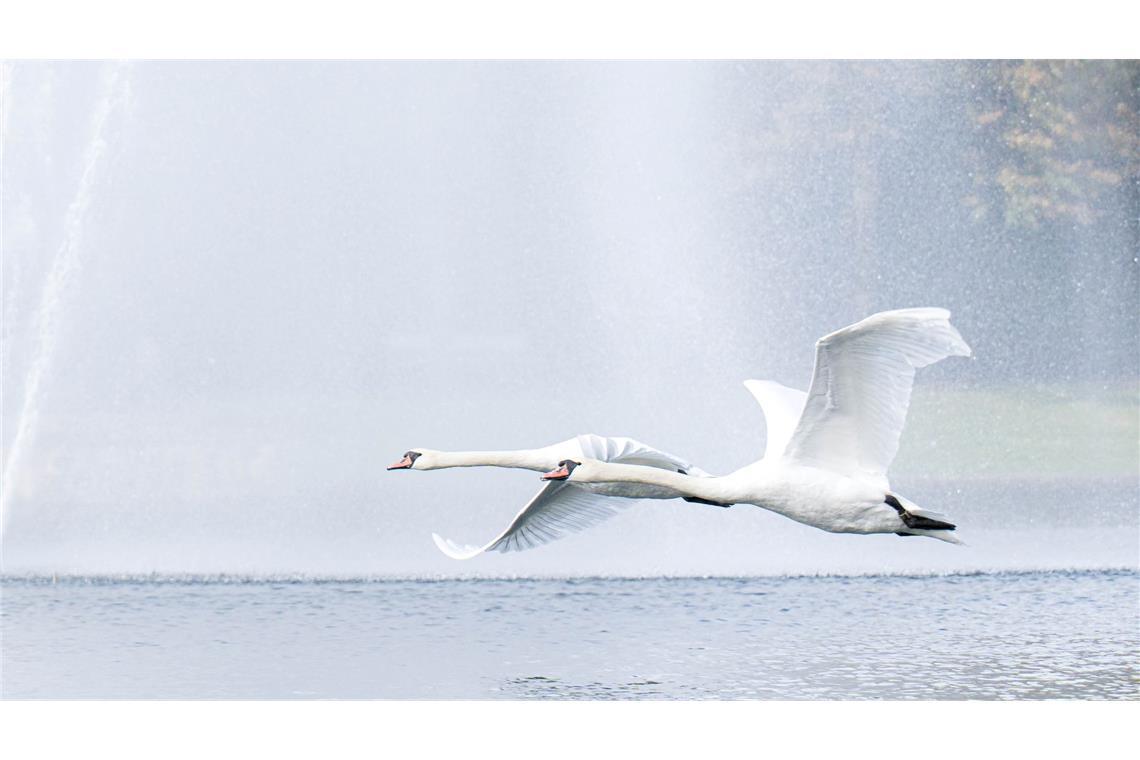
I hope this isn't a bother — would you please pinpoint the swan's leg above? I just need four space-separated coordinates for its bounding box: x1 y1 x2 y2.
682 496 733 508
885 493 956 531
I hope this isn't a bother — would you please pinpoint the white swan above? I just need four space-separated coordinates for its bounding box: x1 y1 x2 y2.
391 384 808 559
541 308 971 543
388 434 715 559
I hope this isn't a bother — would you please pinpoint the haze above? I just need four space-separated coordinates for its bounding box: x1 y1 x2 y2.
2 61 1136 576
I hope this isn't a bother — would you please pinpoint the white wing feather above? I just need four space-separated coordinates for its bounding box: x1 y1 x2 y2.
573 433 710 477
742 380 808 460
432 435 708 559
433 481 634 558
783 308 971 477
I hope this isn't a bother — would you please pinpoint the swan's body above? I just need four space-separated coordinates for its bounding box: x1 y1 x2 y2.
390 434 717 558
546 308 971 543
555 458 946 538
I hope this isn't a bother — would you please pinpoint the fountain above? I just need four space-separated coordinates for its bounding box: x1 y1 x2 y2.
2 62 131 536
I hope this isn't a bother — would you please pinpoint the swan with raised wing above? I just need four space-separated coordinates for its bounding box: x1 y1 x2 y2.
541 308 971 543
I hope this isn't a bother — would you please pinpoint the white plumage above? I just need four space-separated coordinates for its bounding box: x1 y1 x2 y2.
785 307 971 478
743 380 808 460
432 477 638 559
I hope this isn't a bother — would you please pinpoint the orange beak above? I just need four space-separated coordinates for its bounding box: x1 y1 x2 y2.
541 464 571 481
387 455 415 471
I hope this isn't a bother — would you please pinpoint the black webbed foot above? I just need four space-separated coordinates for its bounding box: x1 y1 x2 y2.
683 496 733 508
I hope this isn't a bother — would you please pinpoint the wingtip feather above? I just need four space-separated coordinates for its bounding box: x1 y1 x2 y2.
431 532 485 560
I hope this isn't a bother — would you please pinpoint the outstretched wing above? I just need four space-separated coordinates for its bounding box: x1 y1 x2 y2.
432 434 711 559
742 380 808 460
432 480 635 558
783 308 971 477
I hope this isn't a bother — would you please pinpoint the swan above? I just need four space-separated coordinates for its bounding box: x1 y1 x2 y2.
388 434 715 559
389 384 808 559
540 308 971 543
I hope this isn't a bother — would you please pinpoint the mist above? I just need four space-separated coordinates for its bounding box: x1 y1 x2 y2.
2 61 1136 576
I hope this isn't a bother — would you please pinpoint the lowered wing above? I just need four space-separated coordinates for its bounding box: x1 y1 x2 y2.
432 434 711 559
432 479 636 558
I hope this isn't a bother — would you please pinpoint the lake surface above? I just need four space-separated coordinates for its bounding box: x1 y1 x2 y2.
2 570 1137 699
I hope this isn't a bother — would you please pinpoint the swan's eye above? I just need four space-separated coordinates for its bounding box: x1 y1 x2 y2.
405 451 421 462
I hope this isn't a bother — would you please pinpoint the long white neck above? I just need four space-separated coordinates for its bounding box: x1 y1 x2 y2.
426 449 553 472
573 461 743 504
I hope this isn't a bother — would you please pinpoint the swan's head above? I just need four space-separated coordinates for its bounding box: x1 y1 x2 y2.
540 459 582 481
387 449 427 470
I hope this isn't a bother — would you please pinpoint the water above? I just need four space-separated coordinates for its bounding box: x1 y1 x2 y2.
3 569 1136 699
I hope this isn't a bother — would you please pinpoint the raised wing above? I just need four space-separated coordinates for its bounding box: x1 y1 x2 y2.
742 380 808 460
574 433 710 477
783 308 971 477
431 434 711 559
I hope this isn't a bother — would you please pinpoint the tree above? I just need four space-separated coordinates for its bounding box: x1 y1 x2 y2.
963 60 1140 229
